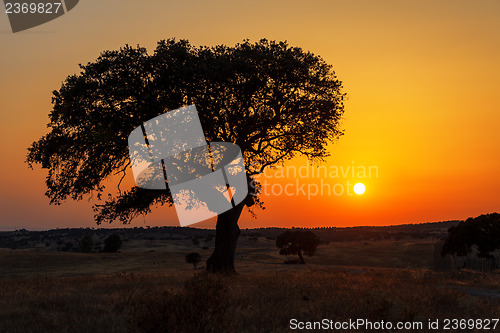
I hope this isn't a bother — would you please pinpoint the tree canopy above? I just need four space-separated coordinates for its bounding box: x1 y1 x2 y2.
103 234 122 253
26 38 345 226
276 230 321 264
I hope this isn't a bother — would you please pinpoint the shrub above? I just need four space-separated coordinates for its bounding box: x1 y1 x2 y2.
103 234 122 253
79 236 93 253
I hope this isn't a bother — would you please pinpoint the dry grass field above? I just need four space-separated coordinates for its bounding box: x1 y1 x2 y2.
0 240 499 332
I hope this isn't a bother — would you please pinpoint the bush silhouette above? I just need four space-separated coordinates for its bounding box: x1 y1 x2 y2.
442 213 500 263
103 234 122 253
79 236 93 253
186 252 202 269
276 230 320 264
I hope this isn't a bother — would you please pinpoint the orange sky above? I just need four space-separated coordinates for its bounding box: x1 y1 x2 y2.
1 0 499 230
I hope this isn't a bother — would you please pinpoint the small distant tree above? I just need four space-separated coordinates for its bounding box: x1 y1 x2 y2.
442 213 500 264
276 230 320 264
186 252 202 269
103 234 122 253
79 235 93 253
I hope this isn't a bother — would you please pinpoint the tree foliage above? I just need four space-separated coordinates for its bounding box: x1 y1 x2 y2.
26 38 345 225
442 213 500 258
276 230 320 264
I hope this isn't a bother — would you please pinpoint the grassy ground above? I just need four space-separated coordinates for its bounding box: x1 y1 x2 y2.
0 241 499 332
0 268 499 332
0 240 438 278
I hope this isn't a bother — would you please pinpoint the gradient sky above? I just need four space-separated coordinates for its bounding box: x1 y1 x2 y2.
1 0 499 230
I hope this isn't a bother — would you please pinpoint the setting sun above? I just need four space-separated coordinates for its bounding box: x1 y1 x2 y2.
353 183 366 195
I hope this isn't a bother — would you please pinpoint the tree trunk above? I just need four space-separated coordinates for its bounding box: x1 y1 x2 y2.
297 250 305 264
206 201 246 273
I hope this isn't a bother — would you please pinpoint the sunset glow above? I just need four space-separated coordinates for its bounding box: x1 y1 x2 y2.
354 183 366 195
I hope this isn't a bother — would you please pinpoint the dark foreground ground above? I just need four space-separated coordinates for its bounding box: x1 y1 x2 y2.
0 241 499 332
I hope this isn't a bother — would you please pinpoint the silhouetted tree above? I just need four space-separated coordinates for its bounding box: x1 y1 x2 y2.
26 38 345 272
276 230 320 264
103 234 122 253
186 252 201 269
442 213 500 265
79 235 93 253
